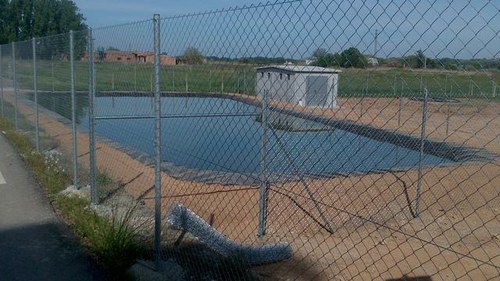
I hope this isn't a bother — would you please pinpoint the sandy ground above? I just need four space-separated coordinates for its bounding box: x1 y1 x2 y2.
2 90 499 280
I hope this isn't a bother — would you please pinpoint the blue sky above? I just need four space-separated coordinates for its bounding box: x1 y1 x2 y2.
77 0 499 59
73 0 259 27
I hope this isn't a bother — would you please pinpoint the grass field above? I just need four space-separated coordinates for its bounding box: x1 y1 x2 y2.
2 59 498 100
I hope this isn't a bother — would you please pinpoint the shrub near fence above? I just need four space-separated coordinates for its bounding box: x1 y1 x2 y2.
0 0 499 280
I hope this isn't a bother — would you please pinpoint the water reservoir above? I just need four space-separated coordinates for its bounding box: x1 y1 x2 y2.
33 93 454 181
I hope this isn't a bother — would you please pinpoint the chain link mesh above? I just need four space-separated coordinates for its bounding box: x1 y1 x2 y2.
0 0 498 280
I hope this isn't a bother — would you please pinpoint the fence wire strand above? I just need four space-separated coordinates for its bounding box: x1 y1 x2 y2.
0 0 499 280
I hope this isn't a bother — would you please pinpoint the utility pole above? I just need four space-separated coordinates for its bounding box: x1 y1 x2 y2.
374 29 378 57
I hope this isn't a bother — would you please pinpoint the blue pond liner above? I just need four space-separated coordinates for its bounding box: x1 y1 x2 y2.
31 92 493 184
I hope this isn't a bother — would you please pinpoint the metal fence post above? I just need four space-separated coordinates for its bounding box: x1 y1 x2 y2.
399 78 404 126
12 42 18 130
221 74 224 93
392 72 397 125
209 69 212 92
51 61 55 93
134 62 137 92
32 38 39 151
88 28 97 204
493 78 496 98
446 84 452 136
171 68 175 91
361 72 369 118
415 88 428 217
153 14 163 271
0 45 3 117
244 70 247 94
70 31 78 188
258 88 269 237
237 72 240 93
444 74 449 135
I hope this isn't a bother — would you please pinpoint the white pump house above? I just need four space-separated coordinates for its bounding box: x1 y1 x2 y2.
256 65 341 108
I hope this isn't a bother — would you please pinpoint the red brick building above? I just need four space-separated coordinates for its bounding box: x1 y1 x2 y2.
82 50 177 65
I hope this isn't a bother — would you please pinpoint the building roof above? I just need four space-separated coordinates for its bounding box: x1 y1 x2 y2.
256 65 342 74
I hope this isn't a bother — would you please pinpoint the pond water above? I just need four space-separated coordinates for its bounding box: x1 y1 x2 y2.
32 93 454 177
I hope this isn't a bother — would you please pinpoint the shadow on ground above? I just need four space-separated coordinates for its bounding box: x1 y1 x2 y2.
0 222 104 281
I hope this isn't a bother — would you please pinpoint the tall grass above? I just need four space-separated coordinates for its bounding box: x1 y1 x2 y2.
57 198 146 275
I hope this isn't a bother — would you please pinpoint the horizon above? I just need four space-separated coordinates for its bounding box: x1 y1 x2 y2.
2 0 498 60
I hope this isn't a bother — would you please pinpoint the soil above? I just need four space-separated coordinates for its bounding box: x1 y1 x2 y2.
3 90 499 281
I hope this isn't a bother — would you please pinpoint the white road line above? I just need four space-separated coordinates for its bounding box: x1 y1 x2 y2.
0 171 6 185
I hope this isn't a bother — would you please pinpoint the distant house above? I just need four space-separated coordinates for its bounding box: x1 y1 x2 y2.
82 50 177 65
102 50 135 62
365 55 379 67
134 51 177 65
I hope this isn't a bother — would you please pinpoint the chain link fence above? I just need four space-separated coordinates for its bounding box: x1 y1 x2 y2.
0 0 498 280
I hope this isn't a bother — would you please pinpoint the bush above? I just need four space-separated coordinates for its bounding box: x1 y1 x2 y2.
84 205 145 273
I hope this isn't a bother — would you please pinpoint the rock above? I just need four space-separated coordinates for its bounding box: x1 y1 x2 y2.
59 185 90 199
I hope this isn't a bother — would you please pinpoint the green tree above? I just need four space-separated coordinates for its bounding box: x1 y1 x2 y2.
405 50 428 69
312 48 327 67
414 50 426 68
181 47 204 64
0 0 87 44
316 53 339 67
311 48 341 67
340 47 367 68
0 0 8 44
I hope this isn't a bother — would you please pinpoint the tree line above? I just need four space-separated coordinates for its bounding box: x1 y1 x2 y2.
0 0 88 60
312 47 500 70
0 0 87 44
311 47 432 69
312 47 368 68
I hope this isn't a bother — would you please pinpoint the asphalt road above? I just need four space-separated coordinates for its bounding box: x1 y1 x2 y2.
0 132 103 281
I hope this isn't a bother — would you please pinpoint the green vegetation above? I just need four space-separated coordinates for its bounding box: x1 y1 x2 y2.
180 46 205 65
97 170 113 187
339 68 499 99
0 117 145 279
311 47 500 71
0 119 67 193
312 47 368 68
0 0 87 44
57 199 145 275
2 58 498 100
